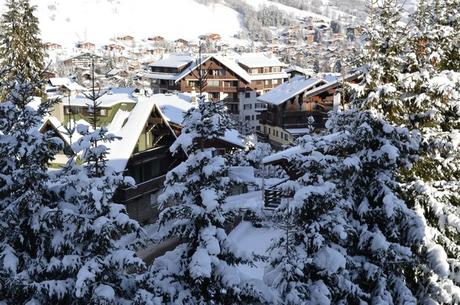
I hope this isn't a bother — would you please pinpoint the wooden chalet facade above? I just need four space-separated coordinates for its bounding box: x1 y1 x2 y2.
145 53 289 130
258 73 361 148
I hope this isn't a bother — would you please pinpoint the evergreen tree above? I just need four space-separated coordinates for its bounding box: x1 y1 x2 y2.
265 110 425 304
349 0 460 303
136 98 269 305
0 69 63 304
0 0 46 99
43 125 146 304
395 1 460 302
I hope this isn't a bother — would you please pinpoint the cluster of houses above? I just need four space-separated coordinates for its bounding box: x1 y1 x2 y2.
40 44 361 224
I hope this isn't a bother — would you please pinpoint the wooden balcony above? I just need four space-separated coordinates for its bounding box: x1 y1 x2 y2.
113 174 167 203
259 110 328 129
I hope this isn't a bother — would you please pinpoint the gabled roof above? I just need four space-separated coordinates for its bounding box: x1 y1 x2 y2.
303 72 362 98
67 87 137 108
150 55 194 68
175 55 252 84
257 76 325 106
106 94 246 172
237 53 287 68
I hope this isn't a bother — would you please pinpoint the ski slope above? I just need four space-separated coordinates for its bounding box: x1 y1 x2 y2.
0 0 244 46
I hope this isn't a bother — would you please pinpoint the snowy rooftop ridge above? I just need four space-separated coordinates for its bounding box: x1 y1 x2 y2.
237 52 287 68
67 87 137 108
257 76 325 106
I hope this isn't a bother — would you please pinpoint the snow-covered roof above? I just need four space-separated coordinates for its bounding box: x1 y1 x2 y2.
262 145 307 164
286 128 312 135
67 87 137 108
257 76 325 106
150 55 193 68
237 53 287 68
106 98 156 172
174 55 253 84
49 77 87 92
40 116 88 147
221 129 245 149
49 77 73 87
155 93 194 125
106 93 194 172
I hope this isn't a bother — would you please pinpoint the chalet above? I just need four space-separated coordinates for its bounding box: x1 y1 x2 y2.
63 53 105 69
147 36 166 44
116 35 135 42
105 44 125 52
201 33 222 42
61 87 137 126
257 72 361 148
76 42 96 50
107 94 245 223
47 77 87 97
174 38 189 48
144 53 289 130
43 42 62 50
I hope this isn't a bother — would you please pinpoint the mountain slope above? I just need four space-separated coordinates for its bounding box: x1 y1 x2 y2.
0 0 244 46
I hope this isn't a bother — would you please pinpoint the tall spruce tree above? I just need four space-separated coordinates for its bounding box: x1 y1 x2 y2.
0 0 46 99
0 0 63 301
346 0 460 303
265 110 425 304
397 0 460 303
43 125 146 304
135 98 269 305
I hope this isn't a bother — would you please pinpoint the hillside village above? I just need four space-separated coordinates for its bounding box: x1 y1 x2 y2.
0 0 459 304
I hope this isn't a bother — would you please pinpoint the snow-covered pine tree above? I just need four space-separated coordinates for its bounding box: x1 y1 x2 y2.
349 0 407 124
43 124 146 304
0 0 46 99
392 1 460 302
265 109 425 304
0 69 64 304
348 0 460 302
136 97 269 305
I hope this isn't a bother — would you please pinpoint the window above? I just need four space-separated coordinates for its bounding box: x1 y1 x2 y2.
256 114 261 120
243 104 252 110
256 126 260 131
208 80 220 87
100 109 107 116
263 67 270 73
211 69 225 76
245 115 251 121
245 92 251 98
251 115 255 120
281 132 284 138
272 67 281 73
256 91 261 97
285 134 289 140
255 103 265 109
188 80 199 87
264 80 271 86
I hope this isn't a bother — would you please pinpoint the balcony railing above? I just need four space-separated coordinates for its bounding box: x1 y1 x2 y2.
259 110 328 129
113 174 167 203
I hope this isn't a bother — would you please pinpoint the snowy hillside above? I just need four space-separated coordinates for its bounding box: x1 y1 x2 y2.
0 0 244 46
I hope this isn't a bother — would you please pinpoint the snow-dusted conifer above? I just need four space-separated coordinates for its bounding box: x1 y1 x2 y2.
136 97 269 305
0 72 63 304
393 1 460 302
266 110 425 304
0 0 46 99
45 125 146 304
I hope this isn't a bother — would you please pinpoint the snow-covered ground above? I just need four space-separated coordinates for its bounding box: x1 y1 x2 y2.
245 0 332 22
228 221 283 280
0 0 244 47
